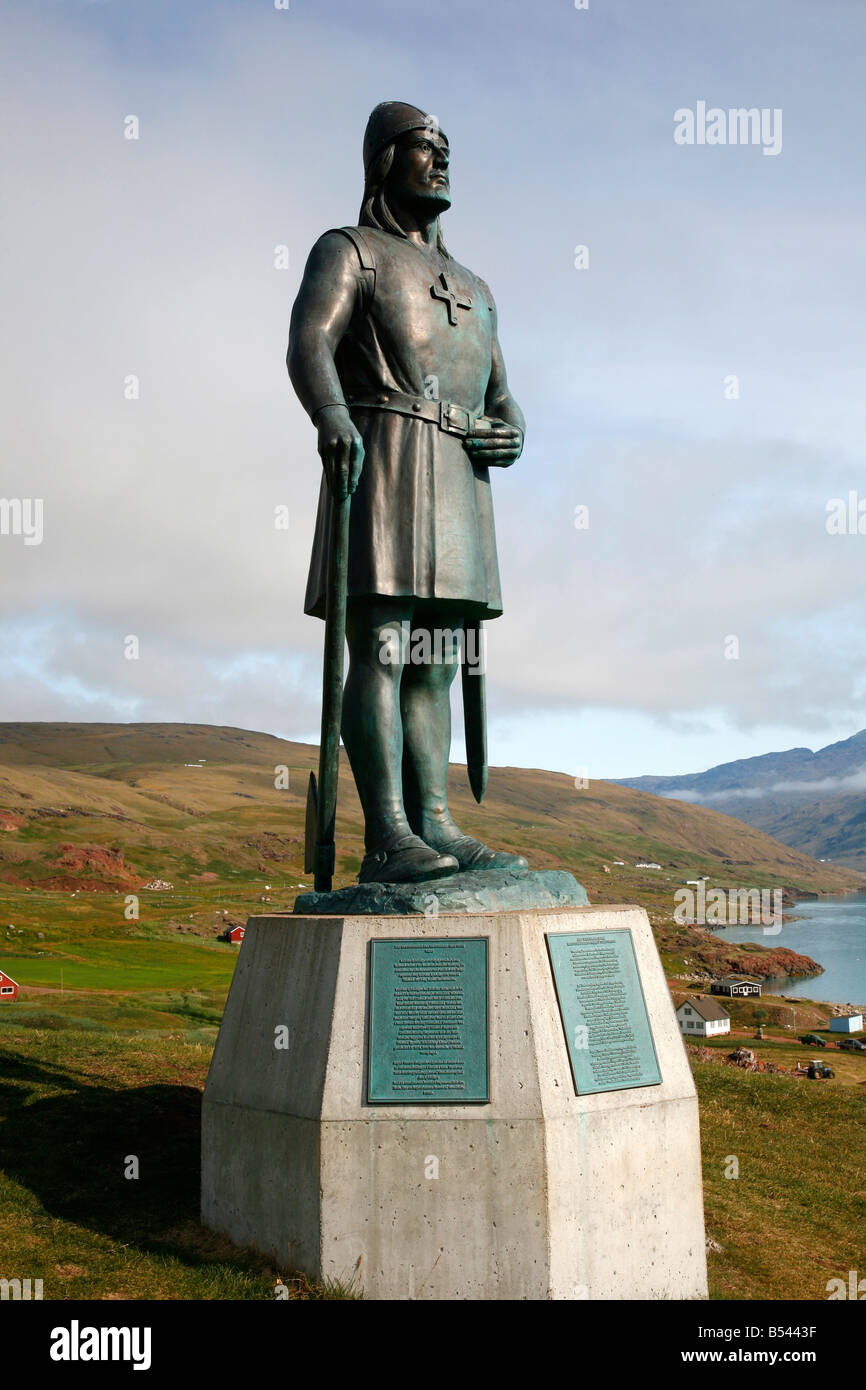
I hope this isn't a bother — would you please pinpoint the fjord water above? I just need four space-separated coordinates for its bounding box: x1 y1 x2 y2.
709 892 866 1006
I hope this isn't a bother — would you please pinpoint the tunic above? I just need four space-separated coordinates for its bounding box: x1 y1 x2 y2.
302 225 503 620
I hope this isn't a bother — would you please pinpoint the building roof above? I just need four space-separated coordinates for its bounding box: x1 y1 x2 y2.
679 995 730 1022
718 975 761 986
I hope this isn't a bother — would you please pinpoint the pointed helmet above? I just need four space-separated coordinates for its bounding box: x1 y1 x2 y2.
363 101 447 173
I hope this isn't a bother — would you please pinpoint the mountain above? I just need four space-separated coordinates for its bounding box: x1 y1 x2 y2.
616 730 866 871
0 722 860 902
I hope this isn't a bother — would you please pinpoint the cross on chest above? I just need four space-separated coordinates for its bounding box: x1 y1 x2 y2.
430 271 472 326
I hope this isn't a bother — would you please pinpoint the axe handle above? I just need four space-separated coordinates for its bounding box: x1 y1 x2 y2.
313 489 351 891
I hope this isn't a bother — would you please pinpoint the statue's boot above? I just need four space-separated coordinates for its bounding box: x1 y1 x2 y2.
358 831 458 885
400 641 530 875
418 828 529 874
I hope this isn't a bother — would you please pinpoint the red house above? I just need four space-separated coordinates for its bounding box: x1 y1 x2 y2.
218 925 245 945
0 970 19 1001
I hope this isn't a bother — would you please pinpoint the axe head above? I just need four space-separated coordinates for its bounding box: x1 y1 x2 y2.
304 771 318 875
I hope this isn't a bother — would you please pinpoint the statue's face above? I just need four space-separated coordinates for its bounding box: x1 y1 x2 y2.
387 129 451 213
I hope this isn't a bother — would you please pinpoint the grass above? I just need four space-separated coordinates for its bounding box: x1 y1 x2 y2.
2 1008 864 1300
696 1058 866 1300
1 721 866 1300
0 1019 358 1300
0 887 262 994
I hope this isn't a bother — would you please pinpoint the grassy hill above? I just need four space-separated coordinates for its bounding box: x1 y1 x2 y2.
0 722 861 907
1 723 865 1301
693 1054 866 1300
0 1012 863 1301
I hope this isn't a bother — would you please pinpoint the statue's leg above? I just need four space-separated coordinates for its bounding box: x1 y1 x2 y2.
401 605 529 874
342 597 459 884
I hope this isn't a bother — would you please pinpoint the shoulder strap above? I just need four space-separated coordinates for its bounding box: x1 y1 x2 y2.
474 273 496 315
327 225 376 273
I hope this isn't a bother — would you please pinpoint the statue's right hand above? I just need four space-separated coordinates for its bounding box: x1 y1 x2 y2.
315 405 364 499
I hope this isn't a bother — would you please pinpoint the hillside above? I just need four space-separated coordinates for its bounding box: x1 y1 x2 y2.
0 722 861 905
3 1013 864 1301
1 722 865 1305
616 729 866 871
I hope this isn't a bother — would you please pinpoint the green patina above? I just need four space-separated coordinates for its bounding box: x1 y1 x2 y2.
547 929 662 1095
367 937 489 1104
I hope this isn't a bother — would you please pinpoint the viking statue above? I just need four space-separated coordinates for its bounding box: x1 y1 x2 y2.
288 102 528 886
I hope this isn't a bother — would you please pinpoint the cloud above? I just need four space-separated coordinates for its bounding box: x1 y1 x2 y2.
661 768 866 804
1 0 866 775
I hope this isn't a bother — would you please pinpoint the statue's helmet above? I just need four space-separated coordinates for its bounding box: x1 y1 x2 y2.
363 101 446 173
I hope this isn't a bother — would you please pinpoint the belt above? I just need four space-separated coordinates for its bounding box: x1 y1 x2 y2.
344 388 482 439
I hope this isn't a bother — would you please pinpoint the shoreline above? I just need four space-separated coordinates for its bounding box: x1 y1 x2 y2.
706 894 866 1010
781 994 866 1019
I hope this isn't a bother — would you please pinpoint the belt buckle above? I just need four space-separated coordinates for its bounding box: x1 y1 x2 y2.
440 400 470 437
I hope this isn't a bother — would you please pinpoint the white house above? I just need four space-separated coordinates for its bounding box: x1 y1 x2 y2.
829 1014 863 1034
710 976 762 998
635 861 662 870
676 996 730 1038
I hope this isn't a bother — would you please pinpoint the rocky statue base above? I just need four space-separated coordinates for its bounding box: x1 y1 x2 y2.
293 866 588 915
201 904 708 1300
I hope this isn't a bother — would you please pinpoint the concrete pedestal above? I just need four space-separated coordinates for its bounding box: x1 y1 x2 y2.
201 904 708 1300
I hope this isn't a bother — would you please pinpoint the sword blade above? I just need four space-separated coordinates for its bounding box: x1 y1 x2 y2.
461 619 487 804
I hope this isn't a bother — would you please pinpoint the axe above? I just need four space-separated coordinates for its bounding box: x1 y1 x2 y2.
305 488 351 892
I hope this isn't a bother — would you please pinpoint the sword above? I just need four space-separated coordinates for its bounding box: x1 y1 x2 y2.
305 487 351 892
462 618 487 803
459 415 496 803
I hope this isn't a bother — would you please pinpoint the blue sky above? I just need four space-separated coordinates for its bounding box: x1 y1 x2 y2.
1 0 865 778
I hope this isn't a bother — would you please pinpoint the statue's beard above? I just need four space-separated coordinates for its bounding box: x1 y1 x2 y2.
412 186 451 215
388 181 451 219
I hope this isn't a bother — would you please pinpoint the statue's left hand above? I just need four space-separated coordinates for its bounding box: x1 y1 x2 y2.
463 417 524 467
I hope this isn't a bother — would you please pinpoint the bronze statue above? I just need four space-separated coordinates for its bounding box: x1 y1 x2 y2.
288 102 528 887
